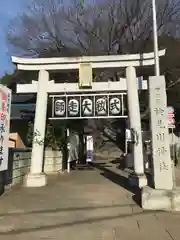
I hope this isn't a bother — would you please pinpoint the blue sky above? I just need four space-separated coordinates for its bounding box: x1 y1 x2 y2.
0 0 26 77
0 0 99 78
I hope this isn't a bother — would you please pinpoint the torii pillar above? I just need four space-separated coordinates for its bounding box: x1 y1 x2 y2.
24 70 49 187
126 66 147 188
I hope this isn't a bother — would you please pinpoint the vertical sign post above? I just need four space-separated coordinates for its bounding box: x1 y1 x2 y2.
86 135 93 163
152 0 160 76
167 106 176 186
149 76 173 190
0 85 11 171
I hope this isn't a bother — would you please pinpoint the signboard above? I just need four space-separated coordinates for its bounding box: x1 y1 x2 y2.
0 85 11 171
167 106 174 114
86 135 93 163
149 76 173 190
168 113 174 118
50 93 128 119
168 125 175 129
168 118 175 124
79 63 92 87
11 103 35 120
167 106 175 128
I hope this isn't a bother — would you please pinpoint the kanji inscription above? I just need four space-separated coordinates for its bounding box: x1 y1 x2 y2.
0 85 11 171
52 93 127 119
149 76 173 190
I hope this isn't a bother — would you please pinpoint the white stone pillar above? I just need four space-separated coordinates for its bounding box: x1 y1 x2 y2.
148 76 173 190
141 76 179 211
126 66 147 187
24 70 49 187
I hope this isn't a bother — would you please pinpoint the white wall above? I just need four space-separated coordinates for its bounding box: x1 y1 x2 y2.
44 150 63 173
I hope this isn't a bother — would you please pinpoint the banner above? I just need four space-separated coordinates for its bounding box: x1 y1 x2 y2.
0 85 12 171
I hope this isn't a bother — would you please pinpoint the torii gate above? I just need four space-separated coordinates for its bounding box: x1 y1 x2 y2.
12 50 166 189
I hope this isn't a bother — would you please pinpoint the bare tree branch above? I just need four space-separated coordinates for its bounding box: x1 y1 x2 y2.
6 0 180 148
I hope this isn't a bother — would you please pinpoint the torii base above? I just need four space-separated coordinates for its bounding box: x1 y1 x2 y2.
129 173 147 188
24 173 47 187
142 186 180 211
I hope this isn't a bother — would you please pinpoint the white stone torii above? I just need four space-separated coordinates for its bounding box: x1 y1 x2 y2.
12 49 165 70
12 49 166 188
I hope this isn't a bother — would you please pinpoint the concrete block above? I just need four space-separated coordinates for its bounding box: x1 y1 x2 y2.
129 173 147 188
24 173 47 187
125 153 133 168
44 150 63 174
13 153 20 161
8 150 31 188
44 150 62 158
13 160 19 169
142 186 180 211
13 168 21 179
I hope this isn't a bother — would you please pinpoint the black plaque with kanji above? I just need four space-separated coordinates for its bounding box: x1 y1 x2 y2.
95 95 108 117
54 97 66 118
67 96 80 118
109 95 121 116
81 96 94 117
51 93 128 119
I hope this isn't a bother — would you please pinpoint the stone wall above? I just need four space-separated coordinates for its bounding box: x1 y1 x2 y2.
5 148 31 187
3 148 63 188
44 149 63 174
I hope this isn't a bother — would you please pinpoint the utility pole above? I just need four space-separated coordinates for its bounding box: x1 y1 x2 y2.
152 0 160 76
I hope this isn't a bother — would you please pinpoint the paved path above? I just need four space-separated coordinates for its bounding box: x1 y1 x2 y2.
0 166 180 239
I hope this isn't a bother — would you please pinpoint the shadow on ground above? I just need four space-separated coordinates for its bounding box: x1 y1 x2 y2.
111 155 126 169
0 203 136 217
92 162 141 207
0 209 160 236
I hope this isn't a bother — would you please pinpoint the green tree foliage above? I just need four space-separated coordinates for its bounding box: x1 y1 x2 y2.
0 72 14 85
26 121 67 150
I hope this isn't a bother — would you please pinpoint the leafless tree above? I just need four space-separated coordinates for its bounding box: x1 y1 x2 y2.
7 0 180 80
6 0 180 150
7 0 180 55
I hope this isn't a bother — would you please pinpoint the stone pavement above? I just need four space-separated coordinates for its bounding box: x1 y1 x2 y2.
0 165 180 239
